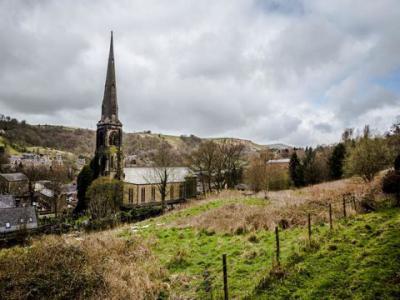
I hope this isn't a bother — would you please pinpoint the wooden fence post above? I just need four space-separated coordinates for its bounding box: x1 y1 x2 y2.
329 203 333 230
203 267 213 300
222 254 228 300
275 226 280 265
307 213 311 243
342 195 347 218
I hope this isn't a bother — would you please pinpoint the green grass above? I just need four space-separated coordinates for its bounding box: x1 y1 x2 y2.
253 209 400 300
118 197 310 298
0 136 20 155
118 196 400 299
142 196 268 224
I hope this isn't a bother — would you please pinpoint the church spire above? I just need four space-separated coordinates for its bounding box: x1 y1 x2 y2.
100 31 120 124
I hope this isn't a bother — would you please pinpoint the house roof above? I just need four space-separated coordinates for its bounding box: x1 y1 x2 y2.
0 206 37 227
124 167 194 185
0 173 28 182
40 188 54 198
62 183 77 194
0 195 16 208
266 159 290 164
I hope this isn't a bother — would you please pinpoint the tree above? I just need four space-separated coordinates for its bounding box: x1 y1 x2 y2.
86 177 123 219
219 140 245 188
382 154 400 206
46 166 69 217
187 141 218 193
329 143 346 180
0 146 9 172
24 165 51 204
302 147 320 185
147 141 176 213
342 128 354 143
75 165 94 214
245 154 266 192
345 136 391 182
289 152 304 187
386 120 400 154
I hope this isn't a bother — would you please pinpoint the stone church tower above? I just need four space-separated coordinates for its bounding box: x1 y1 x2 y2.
95 31 123 180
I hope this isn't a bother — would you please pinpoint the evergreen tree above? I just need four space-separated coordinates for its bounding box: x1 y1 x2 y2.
289 152 304 187
382 154 400 206
74 164 94 214
328 143 346 180
395 153 400 172
302 147 320 185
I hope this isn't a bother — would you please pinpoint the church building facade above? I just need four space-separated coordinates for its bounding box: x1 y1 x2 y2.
94 32 197 207
95 32 124 180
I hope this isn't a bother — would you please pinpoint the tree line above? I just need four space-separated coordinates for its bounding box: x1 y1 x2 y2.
289 122 400 187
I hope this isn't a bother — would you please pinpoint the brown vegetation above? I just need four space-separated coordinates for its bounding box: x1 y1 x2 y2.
172 178 380 234
0 231 168 300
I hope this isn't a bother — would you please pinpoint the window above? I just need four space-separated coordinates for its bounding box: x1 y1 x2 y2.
151 186 156 202
170 186 174 200
179 184 185 199
5 222 10 229
109 131 120 146
110 156 114 169
128 188 134 203
20 218 24 223
141 187 146 203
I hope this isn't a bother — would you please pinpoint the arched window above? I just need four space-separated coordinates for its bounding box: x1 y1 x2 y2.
141 187 146 203
151 186 156 202
128 188 134 203
109 131 120 146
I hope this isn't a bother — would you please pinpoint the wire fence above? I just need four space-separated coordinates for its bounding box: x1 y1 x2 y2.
197 192 376 299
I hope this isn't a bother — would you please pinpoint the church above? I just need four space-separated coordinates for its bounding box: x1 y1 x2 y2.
94 32 196 206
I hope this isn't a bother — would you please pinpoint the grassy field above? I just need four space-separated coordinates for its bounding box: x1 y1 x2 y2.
1 179 399 299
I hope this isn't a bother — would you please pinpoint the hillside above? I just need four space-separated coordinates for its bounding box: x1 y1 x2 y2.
0 117 272 160
1 178 399 299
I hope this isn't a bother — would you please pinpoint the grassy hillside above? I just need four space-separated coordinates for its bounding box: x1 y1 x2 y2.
252 208 400 299
0 118 268 159
1 178 399 299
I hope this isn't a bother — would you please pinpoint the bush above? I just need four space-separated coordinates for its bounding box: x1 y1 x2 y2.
0 238 103 299
86 177 123 219
345 137 391 181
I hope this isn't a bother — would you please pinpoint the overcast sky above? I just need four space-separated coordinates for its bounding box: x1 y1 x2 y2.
0 0 399 146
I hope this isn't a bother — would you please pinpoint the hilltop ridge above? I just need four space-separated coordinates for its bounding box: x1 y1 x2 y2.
0 117 292 161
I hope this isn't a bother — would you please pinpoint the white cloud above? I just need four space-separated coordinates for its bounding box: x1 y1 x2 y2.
0 0 399 147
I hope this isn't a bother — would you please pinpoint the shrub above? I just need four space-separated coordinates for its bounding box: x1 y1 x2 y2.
345 137 391 182
86 177 123 219
0 238 103 299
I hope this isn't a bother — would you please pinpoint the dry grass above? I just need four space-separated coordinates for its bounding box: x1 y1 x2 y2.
0 229 168 300
172 178 382 234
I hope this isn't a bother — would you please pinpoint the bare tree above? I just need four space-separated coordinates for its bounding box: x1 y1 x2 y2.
46 166 69 218
220 140 245 188
147 141 176 213
244 150 274 197
187 141 218 194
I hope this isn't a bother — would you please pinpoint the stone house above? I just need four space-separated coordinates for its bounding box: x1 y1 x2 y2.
0 206 38 233
0 194 16 208
266 158 290 168
0 173 29 195
122 167 197 206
